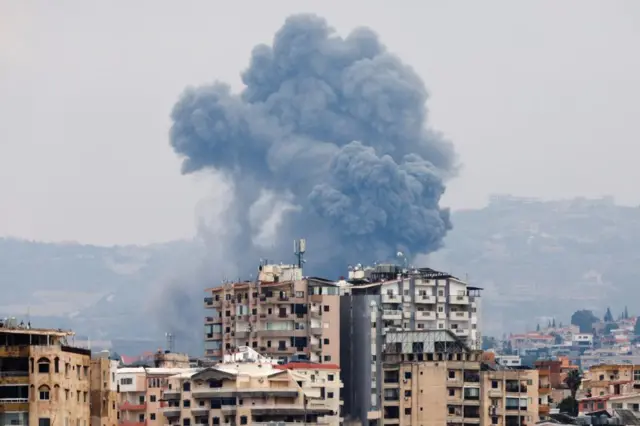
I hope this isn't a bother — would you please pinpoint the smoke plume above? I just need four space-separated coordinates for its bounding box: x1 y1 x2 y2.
170 14 456 275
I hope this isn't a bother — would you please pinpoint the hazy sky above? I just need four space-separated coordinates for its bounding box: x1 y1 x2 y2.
1 1 639 245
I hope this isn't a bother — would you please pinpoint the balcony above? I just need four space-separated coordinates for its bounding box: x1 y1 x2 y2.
415 311 435 320
381 294 399 304
487 389 502 397
0 401 29 412
505 384 528 393
539 384 551 394
449 295 469 304
454 329 470 337
310 327 323 335
119 402 147 411
450 311 469 320
119 422 146 426
0 371 29 385
162 390 181 400
415 294 436 304
382 310 402 320
204 297 219 308
161 406 181 417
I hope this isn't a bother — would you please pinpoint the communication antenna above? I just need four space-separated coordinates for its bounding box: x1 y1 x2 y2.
294 238 306 268
165 332 175 353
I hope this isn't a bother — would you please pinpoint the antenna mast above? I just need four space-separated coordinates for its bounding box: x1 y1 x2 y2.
294 238 306 268
165 332 175 353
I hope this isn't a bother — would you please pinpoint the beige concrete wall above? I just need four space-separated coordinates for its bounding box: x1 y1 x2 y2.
89 358 118 426
28 346 91 426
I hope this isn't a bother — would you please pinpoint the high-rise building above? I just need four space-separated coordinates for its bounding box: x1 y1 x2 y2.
338 264 482 424
204 263 340 365
0 321 91 426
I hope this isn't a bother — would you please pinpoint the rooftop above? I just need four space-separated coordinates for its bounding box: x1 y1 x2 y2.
0 326 74 338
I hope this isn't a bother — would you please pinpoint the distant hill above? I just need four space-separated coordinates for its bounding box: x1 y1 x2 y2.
2 195 639 353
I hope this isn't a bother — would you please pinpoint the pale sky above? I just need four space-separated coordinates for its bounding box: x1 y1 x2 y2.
1 1 639 246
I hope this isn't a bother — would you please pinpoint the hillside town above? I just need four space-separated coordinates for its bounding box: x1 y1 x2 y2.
2 245 640 426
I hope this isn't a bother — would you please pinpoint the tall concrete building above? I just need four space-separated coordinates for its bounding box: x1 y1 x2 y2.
204 263 341 365
0 321 91 426
339 264 482 424
481 366 539 426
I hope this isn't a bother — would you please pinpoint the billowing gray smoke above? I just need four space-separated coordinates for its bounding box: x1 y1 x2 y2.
170 14 456 275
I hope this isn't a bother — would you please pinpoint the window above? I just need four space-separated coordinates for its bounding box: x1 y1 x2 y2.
448 370 456 379
404 408 411 415
120 378 133 385
404 372 412 380
240 417 248 425
324 338 330 345
38 358 50 374
39 419 51 426
492 380 498 389
448 388 455 396
183 399 191 408
54 358 60 373
138 395 145 404
150 414 156 421
182 419 190 426
39 386 50 401
150 395 156 402
405 390 412 397
328 374 334 381
138 415 144 423
527 379 533 386
324 355 332 362
212 418 220 426
328 392 334 398
295 291 304 298
323 305 330 312
183 382 191 392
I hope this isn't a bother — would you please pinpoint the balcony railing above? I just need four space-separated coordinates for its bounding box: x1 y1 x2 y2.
0 371 29 377
119 402 147 411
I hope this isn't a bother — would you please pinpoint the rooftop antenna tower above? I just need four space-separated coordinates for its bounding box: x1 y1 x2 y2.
165 332 175 353
294 238 306 268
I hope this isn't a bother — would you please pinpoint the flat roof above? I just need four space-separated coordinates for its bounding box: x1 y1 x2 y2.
0 327 74 338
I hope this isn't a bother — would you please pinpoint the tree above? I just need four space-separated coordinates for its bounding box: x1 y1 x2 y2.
625 306 629 319
634 319 640 340
536 324 540 332
571 310 599 333
604 323 617 335
558 396 578 416
564 370 582 400
552 318 556 328
604 307 614 323
551 332 563 345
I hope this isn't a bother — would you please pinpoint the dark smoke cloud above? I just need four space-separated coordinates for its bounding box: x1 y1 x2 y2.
170 13 456 275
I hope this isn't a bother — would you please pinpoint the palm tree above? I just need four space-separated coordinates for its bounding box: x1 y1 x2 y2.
564 370 582 400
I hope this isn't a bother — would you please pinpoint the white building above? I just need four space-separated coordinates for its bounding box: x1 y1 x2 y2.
495 354 522 367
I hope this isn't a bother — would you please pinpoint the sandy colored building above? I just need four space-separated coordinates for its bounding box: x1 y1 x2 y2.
204 263 341 364
578 363 640 414
0 323 91 426
89 352 118 426
162 359 342 425
116 367 195 426
481 367 539 426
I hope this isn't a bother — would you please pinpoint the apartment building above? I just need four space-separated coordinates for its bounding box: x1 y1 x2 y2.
0 322 91 426
481 366 539 426
89 352 119 426
339 264 482 424
116 367 195 426
161 355 342 425
204 263 341 364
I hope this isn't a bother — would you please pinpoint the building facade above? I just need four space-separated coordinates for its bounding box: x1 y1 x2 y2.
204 263 341 364
339 265 482 424
0 324 91 426
481 367 539 426
89 352 118 426
116 367 193 426
162 361 342 425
